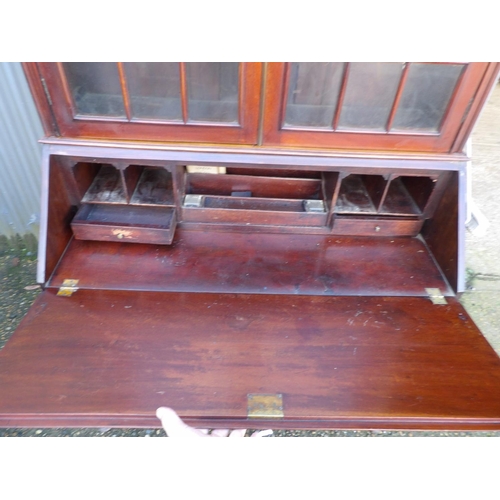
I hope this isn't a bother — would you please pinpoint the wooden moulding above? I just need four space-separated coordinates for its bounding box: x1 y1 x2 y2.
71 204 177 245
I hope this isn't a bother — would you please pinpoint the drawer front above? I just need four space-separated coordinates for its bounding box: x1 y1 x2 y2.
71 206 177 245
332 217 423 236
181 207 327 227
71 222 176 245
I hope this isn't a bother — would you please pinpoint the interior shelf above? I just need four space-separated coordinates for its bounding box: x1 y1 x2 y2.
69 162 444 240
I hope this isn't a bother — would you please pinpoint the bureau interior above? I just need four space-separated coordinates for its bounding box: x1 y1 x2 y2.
63 160 448 235
60 158 453 244
41 155 459 294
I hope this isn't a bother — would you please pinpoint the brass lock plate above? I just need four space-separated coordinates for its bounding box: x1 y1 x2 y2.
247 393 284 418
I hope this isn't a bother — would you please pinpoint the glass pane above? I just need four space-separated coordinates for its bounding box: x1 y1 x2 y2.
392 63 465 132
123 63 182 121
63 62 125 117
284 62 345 128
186 63 239 123
338 63 403 130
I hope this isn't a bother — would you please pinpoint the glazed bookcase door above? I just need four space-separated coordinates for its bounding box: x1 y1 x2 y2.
34 62 262 145
262 62 493 153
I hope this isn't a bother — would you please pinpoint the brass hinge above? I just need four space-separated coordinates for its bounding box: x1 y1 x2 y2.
57 279 79 297
425 288 447 305
183 194 204 208
304 200 326 213
247 393 284 418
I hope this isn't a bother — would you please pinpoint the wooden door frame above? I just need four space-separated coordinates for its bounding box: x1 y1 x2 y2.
261 62 495 153
24 62 263 145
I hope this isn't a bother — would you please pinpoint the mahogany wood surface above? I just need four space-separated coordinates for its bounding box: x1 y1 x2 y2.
42 141 468 172
422 171 460 292
1 290 500 429
186 173 322 199
47 232 449 296
71 205 177 245
43 157 80 281
17 64 499 431
181 199 327 226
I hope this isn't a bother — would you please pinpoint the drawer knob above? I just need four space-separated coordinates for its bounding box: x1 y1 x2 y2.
375 226 381 232
112 229 133 240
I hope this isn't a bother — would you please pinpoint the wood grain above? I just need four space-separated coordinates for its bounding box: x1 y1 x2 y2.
71 205 177 245
48 231 449 296
422 171 460 292
1 290 500 429
187 173 322 199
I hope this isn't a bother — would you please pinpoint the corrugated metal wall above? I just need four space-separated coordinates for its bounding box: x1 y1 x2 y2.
0 62 43 248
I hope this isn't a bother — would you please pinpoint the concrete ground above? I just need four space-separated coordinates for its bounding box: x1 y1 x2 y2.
1 84 500 437
462 83 500 356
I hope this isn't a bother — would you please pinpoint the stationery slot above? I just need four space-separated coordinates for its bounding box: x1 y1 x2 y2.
81 164 127 204
380 176 436 215
334 174 387 214
129 167 175 206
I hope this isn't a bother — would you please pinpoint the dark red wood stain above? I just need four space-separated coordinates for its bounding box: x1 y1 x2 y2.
11 62 500 430
1 290 500 429
48 232 449 296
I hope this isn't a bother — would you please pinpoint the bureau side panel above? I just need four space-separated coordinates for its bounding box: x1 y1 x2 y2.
421 170 463 293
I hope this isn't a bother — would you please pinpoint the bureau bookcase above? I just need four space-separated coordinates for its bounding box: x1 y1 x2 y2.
1 62 499 430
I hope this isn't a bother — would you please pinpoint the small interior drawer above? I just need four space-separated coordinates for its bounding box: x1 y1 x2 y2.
71 204 177 245
332 216 423 236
